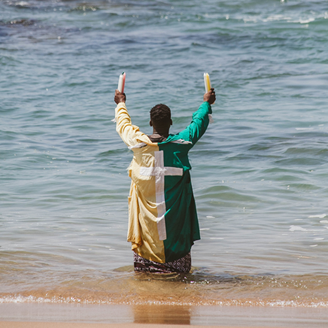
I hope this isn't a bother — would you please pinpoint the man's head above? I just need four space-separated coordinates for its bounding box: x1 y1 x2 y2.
150 104 172 134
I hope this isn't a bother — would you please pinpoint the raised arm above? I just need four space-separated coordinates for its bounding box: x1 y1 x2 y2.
177 88 216 146
114 90 150 148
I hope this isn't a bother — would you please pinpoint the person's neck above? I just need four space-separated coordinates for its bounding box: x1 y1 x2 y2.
151 128 169 138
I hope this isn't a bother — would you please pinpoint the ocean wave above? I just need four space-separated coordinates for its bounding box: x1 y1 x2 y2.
1 294 328 308
237 12 328 25
1 271 328 308
309 214 326 219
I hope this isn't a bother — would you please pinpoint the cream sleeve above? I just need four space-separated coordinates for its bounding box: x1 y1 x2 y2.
115 102 152 148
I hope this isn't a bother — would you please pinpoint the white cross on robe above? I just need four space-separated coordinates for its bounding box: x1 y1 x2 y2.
139 150 183 241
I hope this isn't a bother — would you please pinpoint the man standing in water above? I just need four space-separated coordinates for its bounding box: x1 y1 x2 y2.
114 87 216 273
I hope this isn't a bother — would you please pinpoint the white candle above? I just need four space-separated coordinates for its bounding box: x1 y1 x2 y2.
204 72 215 106
204 72 211 93
118 72 126 93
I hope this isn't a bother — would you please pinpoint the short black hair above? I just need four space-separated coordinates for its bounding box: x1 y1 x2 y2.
150 104 171 125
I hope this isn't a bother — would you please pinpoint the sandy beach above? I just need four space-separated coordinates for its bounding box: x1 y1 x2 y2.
0 323 266 328
1 303 328 328
0 323 295 328
0 323 259 328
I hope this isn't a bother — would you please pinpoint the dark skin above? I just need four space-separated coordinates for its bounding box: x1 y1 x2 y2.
114 88 216 138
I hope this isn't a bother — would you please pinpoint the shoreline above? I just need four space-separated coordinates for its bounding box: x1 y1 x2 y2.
0 324 280 328
1 303 328 327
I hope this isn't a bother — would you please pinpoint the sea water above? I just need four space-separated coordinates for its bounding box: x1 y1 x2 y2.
0 0 328 307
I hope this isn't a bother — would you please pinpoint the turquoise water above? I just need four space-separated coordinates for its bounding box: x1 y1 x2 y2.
1 0 328 306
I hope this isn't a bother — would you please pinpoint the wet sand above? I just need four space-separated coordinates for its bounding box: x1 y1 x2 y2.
1 303 328 328
0 324 300 328
0 322 313 328
0 324 268 328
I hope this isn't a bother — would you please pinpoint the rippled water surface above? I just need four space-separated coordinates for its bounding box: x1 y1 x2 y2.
1 0 328 307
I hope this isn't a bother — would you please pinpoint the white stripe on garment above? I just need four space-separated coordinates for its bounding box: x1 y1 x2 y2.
139 150 183 240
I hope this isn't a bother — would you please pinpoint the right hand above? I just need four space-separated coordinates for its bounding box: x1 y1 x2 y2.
114 89 126 104
204 88 216 105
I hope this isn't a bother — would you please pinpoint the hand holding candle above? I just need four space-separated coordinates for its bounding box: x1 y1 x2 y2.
203 73 216 105
114 72 126 104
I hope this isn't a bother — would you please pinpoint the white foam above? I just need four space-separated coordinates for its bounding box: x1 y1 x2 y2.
295 127 314 131
309 214 326 219
15 1 29 6
263 15 291 22
320 220 328 224
289 225 307 232
299 18 315 24
1 294 328 308
243 17 257 23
